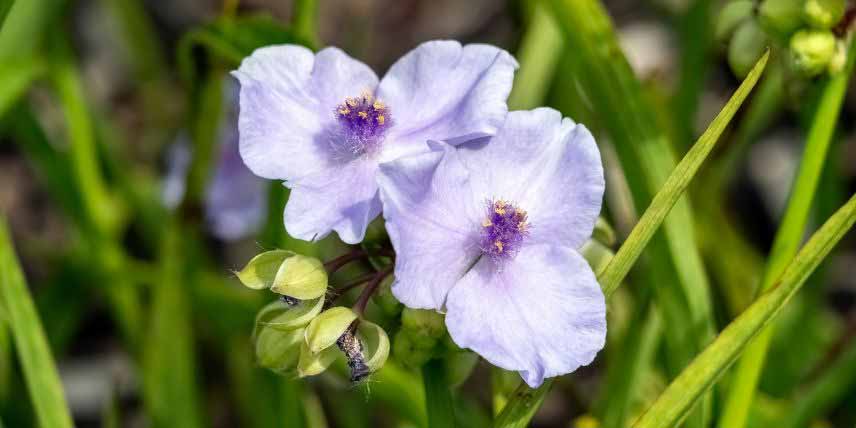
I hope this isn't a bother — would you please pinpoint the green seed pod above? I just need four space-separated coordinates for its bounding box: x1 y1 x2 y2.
804 0 845 29
356 320 390 373
297 342 338 377
271 254 328 299
716 0 755 43
729 19 769 79
236 250 294 290
758 0 805 39
828 40 847 74
304 307 358 353
254 324 304 374
789 29 837 76
401 308 446 339
254 297 325 334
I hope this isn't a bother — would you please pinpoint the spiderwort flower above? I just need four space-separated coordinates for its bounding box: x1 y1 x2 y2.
378 108 607 387
232 41 517 244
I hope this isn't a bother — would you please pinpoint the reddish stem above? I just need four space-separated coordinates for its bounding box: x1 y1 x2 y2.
323 249 368 273
352 267 393 314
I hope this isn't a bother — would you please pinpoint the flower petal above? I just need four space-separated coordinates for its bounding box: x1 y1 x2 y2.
377 142 482 310
233 45 378 181
456 108 604 249
377 40 517 162
284 158 381 244
445 244 606 387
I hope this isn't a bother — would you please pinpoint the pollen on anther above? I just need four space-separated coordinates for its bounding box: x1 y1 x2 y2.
494 240 504 252
480 199 529 262
358 111 368 119
482 218 492 227
377 115 385 125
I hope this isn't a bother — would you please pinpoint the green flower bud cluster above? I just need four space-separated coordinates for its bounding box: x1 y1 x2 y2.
717 0 850 79
392 308 479 385
238 250 390 382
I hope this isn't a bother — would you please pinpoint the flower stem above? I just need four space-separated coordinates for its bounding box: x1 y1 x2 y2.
352 268 392 315
323 249 368 273
423 359 456 428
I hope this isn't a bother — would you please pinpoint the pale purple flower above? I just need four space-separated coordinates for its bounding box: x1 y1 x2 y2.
378 108 607 387
232 40 517 244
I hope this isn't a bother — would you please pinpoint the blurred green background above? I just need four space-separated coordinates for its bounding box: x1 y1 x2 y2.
0 0 855 427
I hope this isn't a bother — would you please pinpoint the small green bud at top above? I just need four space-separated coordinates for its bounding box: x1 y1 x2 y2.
401 308 446 339
828 40 847 74
271 254 328 299
304 307 358 353
254 297 325 334
804 0 845 29
297 342 338 377
729 19 769 78
790 29 837 76
716 0 755 43
255 324 304 374
759 0 805 39
236 250 294 290
356 320 390 373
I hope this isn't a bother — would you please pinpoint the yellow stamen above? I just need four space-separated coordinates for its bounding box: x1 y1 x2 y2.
361 90 373 101
373 100 385 110
346 97 357 107
338 108 350 115
482 218 492 227
494 240 504 253
377 115 385 125
358 111 368 119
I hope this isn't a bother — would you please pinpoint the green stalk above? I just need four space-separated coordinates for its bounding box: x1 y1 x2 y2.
633 192 856 428
423 359 456 428
0 217 74 428
292 0 319 49
507 0 563 110
494 50 769 428
717 37 856 428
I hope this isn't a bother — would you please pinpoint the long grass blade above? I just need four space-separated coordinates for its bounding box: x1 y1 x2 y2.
633 192 856 428
0 217 74 428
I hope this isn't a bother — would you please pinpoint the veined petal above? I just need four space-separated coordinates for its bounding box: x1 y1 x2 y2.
284 159 381 244
456 108 604 249
233 45 378 181
445 244 606 387
377 142 482 310
377 40 517 162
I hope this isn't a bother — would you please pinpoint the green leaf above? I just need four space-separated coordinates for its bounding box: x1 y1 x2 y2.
0 55 43 118
0 216 74 428
717 36 856 428
0 1 14 29
632 192 856 428
423 359 456 428
598 50 769 297
493 381 552 428
507 1 563 110
0 0 63 61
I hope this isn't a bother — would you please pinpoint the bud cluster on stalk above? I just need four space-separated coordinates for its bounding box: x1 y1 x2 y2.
717 0 851 79
236 250 390 382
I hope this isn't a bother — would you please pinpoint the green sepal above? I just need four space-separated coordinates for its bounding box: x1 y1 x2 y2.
236 250 294 290
356 320 390 373
297 342 338 377
271 254 328 299
304 307 358 354
254 297 325 333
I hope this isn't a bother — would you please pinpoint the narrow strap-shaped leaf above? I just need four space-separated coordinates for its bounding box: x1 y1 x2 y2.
599 50 769 297
493 50 768 428
718 36 856 428
507 0 563 110
0 216 74 428
423 359 456 428
632 192 856 428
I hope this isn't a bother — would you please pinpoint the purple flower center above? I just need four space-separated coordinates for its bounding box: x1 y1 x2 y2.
480 199 529 262
333 91 392 158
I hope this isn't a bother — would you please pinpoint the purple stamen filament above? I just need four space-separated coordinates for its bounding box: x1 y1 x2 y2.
333 90 392 157
480 199 529 262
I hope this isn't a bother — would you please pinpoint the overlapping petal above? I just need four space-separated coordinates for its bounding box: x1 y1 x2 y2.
444 244 606 387
378 142 482 310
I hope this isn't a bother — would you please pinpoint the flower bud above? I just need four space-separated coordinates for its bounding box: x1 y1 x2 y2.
715 0 755 43
803 0 845 29
254 296 324 333
355 320 390 374
759 0 804 39
393 329 436 368
789 29 837 76
828 40 847 74
297 342 338 377
271 254 328 299
444 350 479 388
254 324 303 374
401 308 446 339
728 19 769 78
236 250 294 290
304 307 358 353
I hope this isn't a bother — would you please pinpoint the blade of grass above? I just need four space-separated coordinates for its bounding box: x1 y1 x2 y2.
292 0 319 49
671 0 714 148
423 359 456 428
494 51 768 428
0 55 43 118
0 0 63 60
717 36 856 428
0 0 14 28
507 0 563 110
633 191 856 428
598 50 769 297
0 217 74 428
